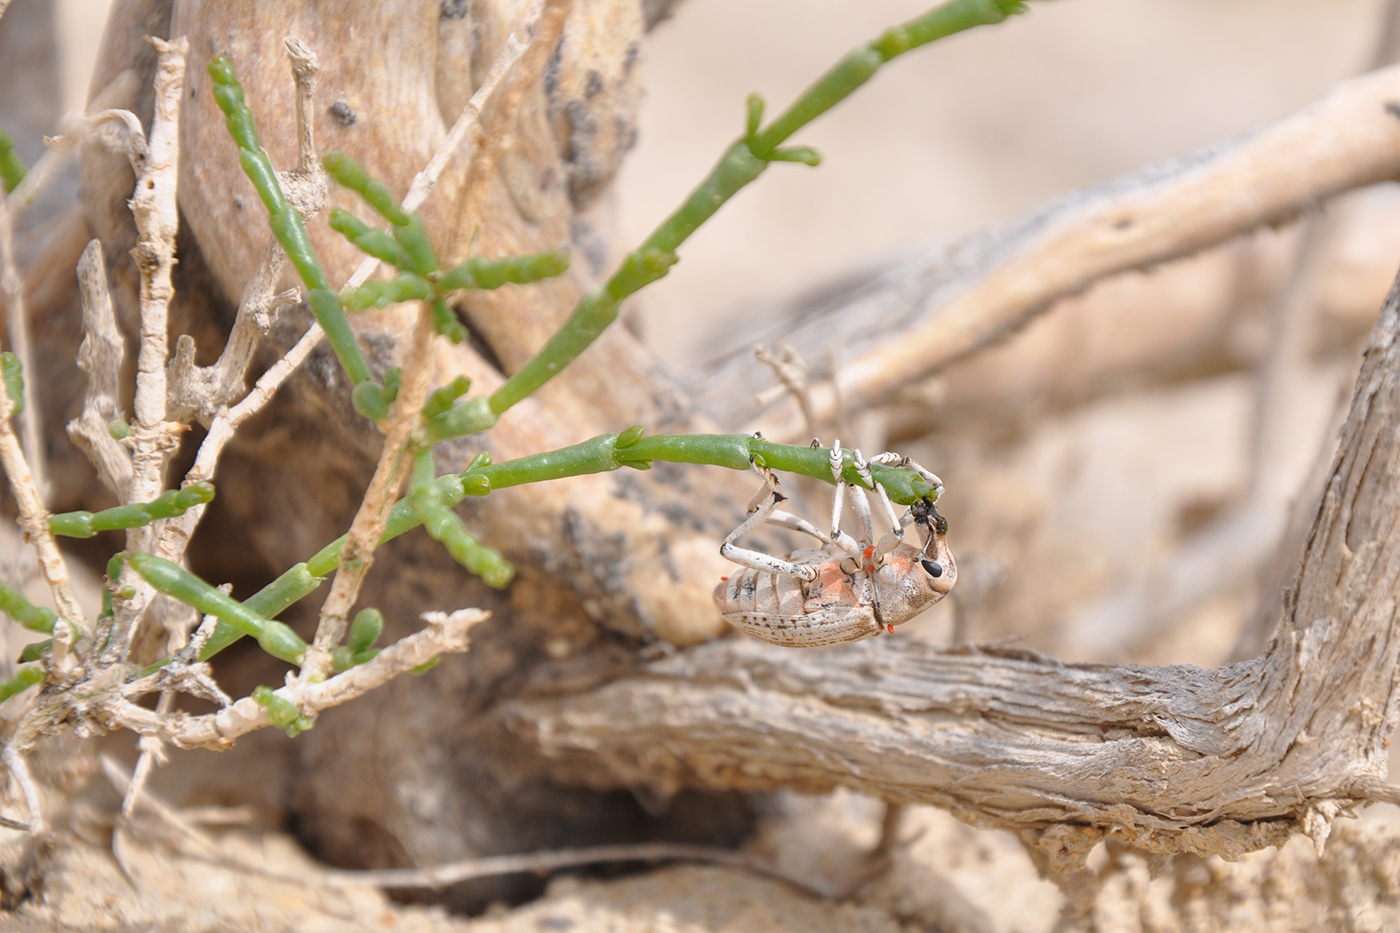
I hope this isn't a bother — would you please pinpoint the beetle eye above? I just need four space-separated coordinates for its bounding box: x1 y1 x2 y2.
920 559 943 578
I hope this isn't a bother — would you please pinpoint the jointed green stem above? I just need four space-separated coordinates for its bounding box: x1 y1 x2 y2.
182 432 938 663
409 447 513 587
0 665 42 702
128 551 308 665
0 583 58 634
48 482 214 538
207 58 376 396
428 0 1028 437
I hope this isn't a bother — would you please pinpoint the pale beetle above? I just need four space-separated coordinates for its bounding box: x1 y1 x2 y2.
713 441 956 647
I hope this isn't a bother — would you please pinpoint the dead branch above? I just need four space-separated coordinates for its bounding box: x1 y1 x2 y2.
67 239 131 497
109 608 488 749
697 63 1400 440
503 271 1400 868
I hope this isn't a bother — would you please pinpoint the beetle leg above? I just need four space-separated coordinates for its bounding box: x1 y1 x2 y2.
825 441 864 559
721 473 818 581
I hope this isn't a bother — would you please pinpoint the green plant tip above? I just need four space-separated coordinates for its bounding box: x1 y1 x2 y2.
108 419 131 440
348 607 384 654
424 375 471 419
17 640 50 664
0 129 27 194
351 381 390 421
0 665 43 703
1 351 23 416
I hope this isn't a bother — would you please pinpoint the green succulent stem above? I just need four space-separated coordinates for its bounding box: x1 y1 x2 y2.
179 432 938 664
0 665 43 703
128 552 307 666
428 0 1027 436
48 482 215 539
207 57 377 400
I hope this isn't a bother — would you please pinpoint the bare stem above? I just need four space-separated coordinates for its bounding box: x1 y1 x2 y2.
110 609 488 748
0 394 84 649
110 36 188 661
304 305 436 678
0 200 45 498
68 239 132 496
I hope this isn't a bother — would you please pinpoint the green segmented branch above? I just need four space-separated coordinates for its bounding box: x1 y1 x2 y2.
328 207 414 269
48 482 215 538
0 665 42 703
435 250 570 292
128 551 308 665
325 149 570 349
178 432 938 664
428 0 1029 437
207 57 380 410
323 151 438 275
408 447 514 588
0 583 58 634
0 129 25 193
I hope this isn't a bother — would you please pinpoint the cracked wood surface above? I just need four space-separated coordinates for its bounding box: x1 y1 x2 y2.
504 273 1400 867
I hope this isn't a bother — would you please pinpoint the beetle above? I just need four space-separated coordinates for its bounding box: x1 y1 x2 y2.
713 444 956 648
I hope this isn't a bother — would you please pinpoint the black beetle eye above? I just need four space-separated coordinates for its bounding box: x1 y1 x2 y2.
920 559 943 578
935 515 948 536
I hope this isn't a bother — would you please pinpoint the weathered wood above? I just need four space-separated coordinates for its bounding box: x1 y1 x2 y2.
504 272 1400 868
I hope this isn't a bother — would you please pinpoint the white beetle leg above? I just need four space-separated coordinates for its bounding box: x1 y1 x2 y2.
828 441 846 542
866 453 907 536
720 473 818 581
846 449 881 554
766 510 831 543
825 441 864 559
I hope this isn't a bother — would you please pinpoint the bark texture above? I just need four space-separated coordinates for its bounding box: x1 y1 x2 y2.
503 273 1400 872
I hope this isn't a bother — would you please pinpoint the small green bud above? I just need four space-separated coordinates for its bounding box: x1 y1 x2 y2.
745 94 765 139
108 419 130 439
1 351 23 416
615 425 645 448
348 608 383 654
351 381 390 421
424 376 471 419
17 640 50 663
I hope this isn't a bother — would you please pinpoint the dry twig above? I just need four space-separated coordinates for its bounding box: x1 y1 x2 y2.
110 608 488 749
